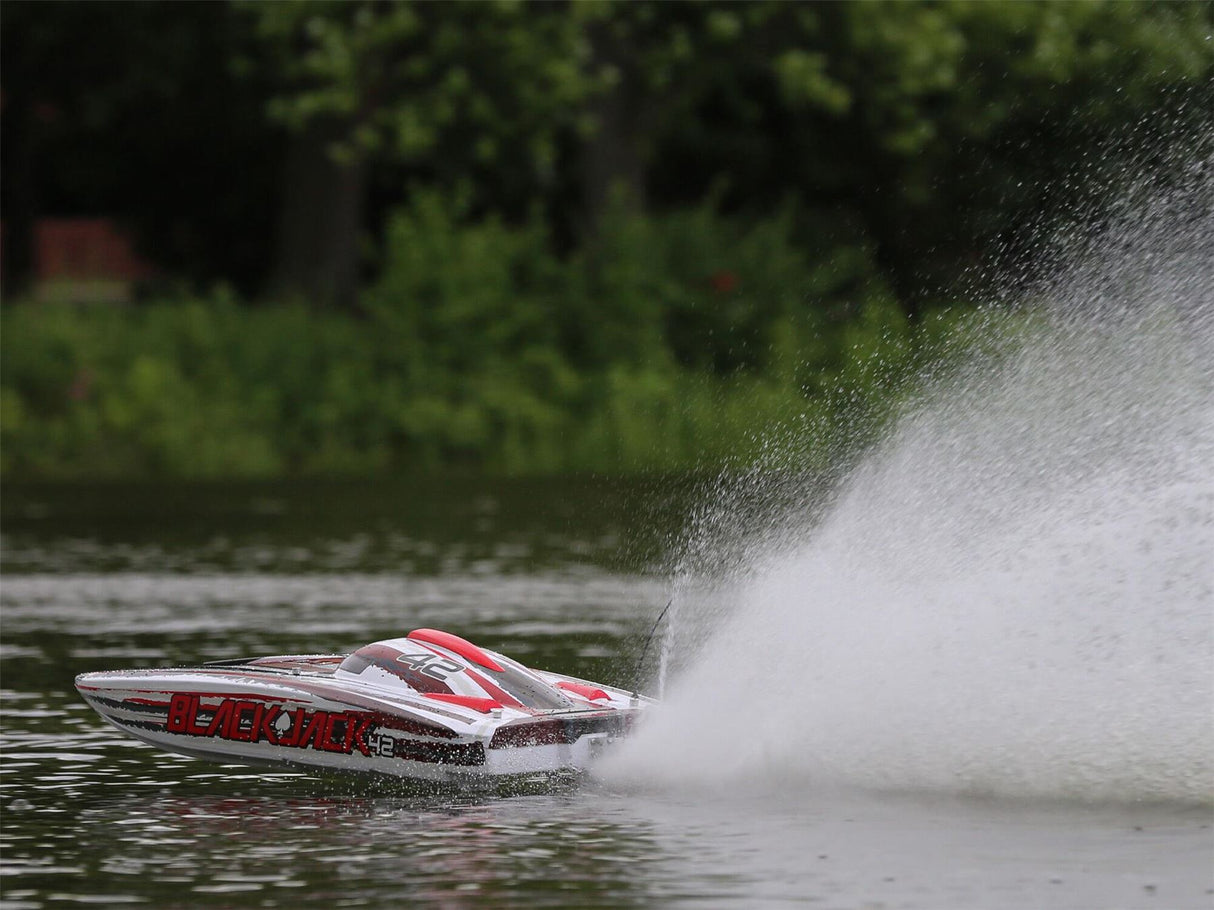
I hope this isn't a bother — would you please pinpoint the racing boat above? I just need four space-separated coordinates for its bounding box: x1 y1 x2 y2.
75 628 653 781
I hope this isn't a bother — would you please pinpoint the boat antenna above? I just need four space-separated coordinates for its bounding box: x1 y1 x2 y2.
632 597 673 695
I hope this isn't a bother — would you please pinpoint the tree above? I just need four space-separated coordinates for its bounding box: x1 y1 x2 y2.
621 0 1214 309
817 0 1214 305
245 0 593 308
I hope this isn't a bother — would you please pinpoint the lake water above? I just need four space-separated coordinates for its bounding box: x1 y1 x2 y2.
2 478 1211 909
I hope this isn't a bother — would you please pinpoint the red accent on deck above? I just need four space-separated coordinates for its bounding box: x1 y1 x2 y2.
407 629 504 672
556 681 611 702
422 693 503 714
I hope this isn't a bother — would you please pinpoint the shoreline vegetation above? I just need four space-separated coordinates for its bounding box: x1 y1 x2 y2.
2 201 985 481
5 4 1208 481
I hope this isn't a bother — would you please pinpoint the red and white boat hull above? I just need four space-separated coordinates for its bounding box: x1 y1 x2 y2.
76 631 651 781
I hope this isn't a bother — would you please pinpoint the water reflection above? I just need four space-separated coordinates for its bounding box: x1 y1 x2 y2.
1 476 690 577
8 768 667 907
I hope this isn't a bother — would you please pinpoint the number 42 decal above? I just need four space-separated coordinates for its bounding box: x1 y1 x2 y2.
395 651 464 680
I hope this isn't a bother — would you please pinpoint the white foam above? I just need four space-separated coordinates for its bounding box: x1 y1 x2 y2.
611 151 1214 804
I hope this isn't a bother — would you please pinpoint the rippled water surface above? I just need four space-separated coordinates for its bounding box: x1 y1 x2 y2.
2 480 1211 909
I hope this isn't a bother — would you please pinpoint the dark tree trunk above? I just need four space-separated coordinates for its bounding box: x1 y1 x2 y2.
582 86 648 229
579 25 648 238
268 118 365 309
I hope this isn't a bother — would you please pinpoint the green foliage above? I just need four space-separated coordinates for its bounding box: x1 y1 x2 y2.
2 201 985 480
247 0 591 173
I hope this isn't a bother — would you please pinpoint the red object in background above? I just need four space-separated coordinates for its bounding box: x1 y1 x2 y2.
68 368 95 402
33 218 154 282
709 269 738 294
0 217 155 301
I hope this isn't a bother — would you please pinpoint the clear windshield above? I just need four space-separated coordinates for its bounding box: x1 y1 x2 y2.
480 660 575 711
